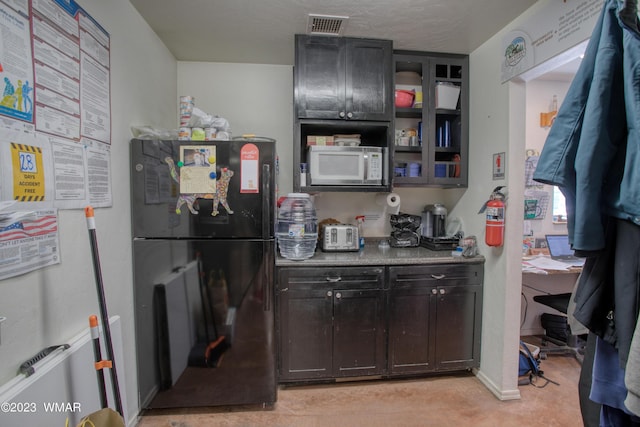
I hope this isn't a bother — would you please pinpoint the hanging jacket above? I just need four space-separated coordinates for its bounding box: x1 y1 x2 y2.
532 0 639 253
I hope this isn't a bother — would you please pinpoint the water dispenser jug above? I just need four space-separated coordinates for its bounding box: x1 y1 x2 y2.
276 193 318 260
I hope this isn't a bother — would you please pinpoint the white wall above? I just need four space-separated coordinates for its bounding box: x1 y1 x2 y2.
0 0 177 424
466 0 593 400
177 62 294 198
461 37 522 399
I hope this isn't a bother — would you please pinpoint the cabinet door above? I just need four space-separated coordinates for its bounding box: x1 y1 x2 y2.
427 56 468 187
333 288 386 377
388 286 436 374
434 284 482 371
277 266 385 382
295 35 345 119
392 52 468 188
389 263 483 373
278 286 333 381
392 53 429 186
345 38 393 121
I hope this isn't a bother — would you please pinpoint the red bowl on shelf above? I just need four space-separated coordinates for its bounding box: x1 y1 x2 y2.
395 89 415 108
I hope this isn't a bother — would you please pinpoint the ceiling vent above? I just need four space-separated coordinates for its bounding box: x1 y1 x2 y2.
307 14 349 36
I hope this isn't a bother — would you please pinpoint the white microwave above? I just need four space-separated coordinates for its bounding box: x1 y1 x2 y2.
307 146 386 186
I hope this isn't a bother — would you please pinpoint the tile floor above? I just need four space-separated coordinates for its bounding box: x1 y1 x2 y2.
136 340 583 427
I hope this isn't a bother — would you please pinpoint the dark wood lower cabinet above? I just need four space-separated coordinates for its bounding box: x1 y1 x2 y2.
277 266 386 382
276 262 483 383
388 285 434 374
388 263 483 375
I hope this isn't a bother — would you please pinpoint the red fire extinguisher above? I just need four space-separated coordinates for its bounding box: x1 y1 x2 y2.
480 186 506 247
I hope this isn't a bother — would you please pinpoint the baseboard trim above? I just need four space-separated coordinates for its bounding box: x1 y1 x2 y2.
475 369 521 401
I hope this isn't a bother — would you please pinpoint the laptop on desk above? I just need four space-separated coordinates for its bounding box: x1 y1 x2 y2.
545 234 585 266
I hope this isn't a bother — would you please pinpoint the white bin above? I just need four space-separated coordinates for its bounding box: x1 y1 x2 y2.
435 83 461 110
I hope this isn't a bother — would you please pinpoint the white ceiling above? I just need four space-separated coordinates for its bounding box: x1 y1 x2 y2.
129 0 540 65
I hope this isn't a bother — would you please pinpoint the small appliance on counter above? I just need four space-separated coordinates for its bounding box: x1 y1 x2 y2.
389 213 421 248
420 235 460 251
421 203 447 238
319 223 360 252
420 203 458 251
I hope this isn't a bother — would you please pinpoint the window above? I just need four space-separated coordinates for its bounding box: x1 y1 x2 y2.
552 186 567 223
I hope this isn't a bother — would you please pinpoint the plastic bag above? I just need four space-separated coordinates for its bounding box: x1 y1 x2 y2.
130 125 178 140
389 213 421 231
188 107 231 131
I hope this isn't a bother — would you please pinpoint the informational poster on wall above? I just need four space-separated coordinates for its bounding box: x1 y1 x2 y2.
0 0 112 209
0 203 60 280
501 0 603 82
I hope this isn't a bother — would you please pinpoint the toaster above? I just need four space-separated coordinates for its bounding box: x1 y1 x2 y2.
320 224 360 252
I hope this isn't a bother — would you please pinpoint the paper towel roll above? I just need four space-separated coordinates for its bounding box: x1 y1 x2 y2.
376 193 401 208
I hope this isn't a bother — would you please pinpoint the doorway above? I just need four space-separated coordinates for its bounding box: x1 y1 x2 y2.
517 41 586 337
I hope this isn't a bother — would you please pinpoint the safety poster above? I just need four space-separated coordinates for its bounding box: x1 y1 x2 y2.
0 0 112 210
0 0 111 279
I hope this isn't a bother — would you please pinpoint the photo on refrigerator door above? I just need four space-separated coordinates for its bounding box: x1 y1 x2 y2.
178 145 217 194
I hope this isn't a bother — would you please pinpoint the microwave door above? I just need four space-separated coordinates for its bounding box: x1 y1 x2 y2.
310 150 364 184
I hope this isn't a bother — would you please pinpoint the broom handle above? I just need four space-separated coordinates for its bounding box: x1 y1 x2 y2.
85 207 123 417
89 315 108 409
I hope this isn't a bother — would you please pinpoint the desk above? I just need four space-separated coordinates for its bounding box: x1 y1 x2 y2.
522 254 583 275
521 256 582 336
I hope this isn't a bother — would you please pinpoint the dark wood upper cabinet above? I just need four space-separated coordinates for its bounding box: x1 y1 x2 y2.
295 35 393 122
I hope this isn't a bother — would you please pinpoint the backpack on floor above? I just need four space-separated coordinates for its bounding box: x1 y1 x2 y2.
519 340 559 387
519 340 541 377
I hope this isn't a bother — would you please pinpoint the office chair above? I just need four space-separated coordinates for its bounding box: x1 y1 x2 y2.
533 292 585 362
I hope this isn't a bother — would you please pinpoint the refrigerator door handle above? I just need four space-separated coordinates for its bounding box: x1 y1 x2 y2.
262 163 271 240
263 240 274 312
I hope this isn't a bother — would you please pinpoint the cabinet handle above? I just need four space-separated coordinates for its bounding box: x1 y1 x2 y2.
346 112 353 119
431 274 446 280
325 276 342 282
431 289 438 295
339 111 346 118
327 290 333 297
439 288 446 295
335 292 342 299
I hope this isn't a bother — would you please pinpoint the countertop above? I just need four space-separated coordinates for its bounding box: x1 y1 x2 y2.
276 239 485 267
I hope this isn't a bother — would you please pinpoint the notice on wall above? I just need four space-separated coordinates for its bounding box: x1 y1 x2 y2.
0 0 112 213
493 152 505 180
0 0 110 277
501 0 603 82
0 1 35 122
84 138 111 207
0 130 54 207
0 205 60 280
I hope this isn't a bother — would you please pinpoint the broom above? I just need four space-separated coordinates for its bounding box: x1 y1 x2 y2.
188 253 228 367
85 207 123 416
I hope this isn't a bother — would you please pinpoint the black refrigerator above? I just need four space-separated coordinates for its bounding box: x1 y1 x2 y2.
130 138 277 410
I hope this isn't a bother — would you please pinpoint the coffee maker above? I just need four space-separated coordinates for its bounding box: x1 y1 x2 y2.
421 203 447 238
420 204 458 251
